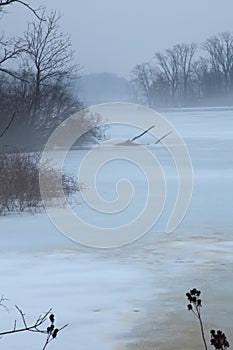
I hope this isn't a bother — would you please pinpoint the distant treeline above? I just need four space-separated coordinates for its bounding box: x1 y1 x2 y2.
131 31 233 107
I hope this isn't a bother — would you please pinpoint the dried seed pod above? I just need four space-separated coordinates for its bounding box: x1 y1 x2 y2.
52 328 59 339
49 314 55 323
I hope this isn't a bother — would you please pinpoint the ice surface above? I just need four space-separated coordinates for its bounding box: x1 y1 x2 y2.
0 107 233 349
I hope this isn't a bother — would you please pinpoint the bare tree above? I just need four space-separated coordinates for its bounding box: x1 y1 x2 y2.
0 4 104 149
191 57 216 100
0 34 26 80
130 62 157 107
203 32 233 92
176 43 197 99
20 10 79 119
155 46 180 103
131 45 197 107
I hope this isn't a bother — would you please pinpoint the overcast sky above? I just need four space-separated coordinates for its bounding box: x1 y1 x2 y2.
2 0 233 77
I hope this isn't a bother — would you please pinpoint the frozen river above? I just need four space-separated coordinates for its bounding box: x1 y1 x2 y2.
159 107 233 234
0 106 233 350
63 105 233 238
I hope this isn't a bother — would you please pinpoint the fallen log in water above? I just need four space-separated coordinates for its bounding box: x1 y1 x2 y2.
116 125 172 146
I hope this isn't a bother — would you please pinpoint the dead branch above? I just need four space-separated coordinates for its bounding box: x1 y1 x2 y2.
155 131 172 144
0 112 16 138
131 125 155 142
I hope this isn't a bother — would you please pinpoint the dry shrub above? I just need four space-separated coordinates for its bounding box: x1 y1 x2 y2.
0 150 79 213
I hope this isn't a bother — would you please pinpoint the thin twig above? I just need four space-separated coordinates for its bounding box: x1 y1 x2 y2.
155 131 172 144
0 307 52 336
42 332 51 350
59 324 68 331
42 323 68 350
15 305 28 328
0 112 16 138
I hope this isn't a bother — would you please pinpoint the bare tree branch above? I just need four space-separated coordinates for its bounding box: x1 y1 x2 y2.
0 305 67 350
0 68 29 82
0 0 44 20
0 112 16 138
0 307 51 336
